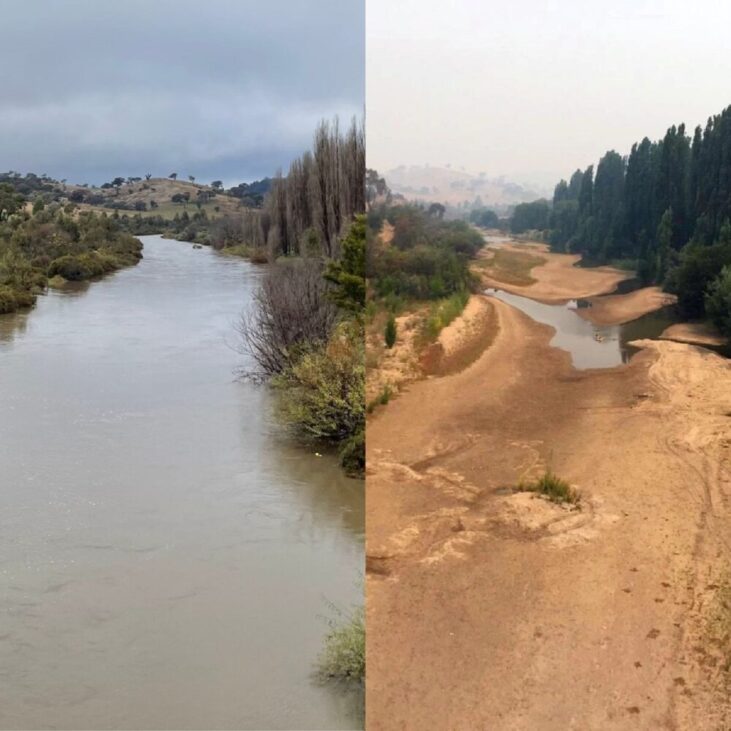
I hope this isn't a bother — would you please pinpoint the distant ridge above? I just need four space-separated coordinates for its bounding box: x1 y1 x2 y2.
384 165 546 209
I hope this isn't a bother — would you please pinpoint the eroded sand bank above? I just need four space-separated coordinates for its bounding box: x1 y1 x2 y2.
576 286 678 326
661 321 728 348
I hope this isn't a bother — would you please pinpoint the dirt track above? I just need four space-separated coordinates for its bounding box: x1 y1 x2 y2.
367 264 731 728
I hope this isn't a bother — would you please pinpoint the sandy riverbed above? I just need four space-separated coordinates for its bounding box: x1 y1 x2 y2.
477 240 633 302
367 254 731 729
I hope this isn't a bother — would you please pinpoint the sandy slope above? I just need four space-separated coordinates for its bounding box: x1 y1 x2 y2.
365 296 498 404
576 286 678 326
367 279 731 729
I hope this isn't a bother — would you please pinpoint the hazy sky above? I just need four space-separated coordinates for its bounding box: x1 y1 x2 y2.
0 0 363 185
368 0 731 189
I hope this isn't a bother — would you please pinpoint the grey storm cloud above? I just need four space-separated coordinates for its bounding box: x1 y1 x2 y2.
0 0 364 184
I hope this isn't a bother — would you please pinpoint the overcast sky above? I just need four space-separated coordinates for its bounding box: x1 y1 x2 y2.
0 0 363 185
368 0 731 189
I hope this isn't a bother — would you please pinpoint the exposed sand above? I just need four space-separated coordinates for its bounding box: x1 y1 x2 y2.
476 240 633 303
476 238 681 326
367 261 731 729
661 321 728 348
576 286 678 326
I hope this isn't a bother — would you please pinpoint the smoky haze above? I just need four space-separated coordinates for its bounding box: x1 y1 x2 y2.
0 0 364 185
367 0 731 189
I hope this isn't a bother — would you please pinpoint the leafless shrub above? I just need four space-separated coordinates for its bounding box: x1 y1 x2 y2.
236 259 338 379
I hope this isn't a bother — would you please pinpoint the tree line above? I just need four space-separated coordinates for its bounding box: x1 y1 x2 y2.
533 103 731 334
0 199 142 313
265 117 365 258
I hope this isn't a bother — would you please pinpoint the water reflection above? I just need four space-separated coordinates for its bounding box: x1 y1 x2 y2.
486 288 679 369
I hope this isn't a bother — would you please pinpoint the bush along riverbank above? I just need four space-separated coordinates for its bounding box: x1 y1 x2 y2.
237 111 366 477
238 215 365 477
0 202 142 314
364 188 486 406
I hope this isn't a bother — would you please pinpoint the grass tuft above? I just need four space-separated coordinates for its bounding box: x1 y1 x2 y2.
317 605 365 683
520 470 580 505
367 384 392 413
706 574 731 675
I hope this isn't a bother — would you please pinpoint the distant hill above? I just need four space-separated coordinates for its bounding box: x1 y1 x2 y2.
384 165 545 210
1 172 272 221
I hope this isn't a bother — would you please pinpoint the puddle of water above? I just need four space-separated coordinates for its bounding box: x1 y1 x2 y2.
485 288 679 369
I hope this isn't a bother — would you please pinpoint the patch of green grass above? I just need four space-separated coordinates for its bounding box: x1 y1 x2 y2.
219 244 268 262
520 470 580 505
317 605 365 683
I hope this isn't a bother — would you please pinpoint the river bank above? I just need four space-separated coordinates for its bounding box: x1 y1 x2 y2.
366 241 731 728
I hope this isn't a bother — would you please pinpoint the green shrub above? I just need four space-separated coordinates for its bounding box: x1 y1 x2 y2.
339 428 364 478
520 471 579 504
421 289 469 341
317 605 365 682
0 287 18 313
705 265 731 337
272 328 364 441
366 384 392 413
384 315 397 348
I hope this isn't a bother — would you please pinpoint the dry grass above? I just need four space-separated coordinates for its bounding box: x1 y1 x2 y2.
475 248 545 286
77 178 243 220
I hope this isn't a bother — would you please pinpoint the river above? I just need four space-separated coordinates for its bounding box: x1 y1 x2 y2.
0 235 364 730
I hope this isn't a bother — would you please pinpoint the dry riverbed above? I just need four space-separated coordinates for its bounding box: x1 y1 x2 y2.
366 238 731 729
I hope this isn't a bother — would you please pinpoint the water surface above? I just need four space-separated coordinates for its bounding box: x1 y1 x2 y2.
0 235 364 730
485 288 677 368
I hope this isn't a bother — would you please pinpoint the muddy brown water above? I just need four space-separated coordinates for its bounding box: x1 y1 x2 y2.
0 235 364 730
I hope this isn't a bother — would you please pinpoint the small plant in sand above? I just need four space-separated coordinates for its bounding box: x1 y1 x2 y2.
367 384 392 413
706 573 731 675
520 470 579 505
317 604 365 683
384 315 397 348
